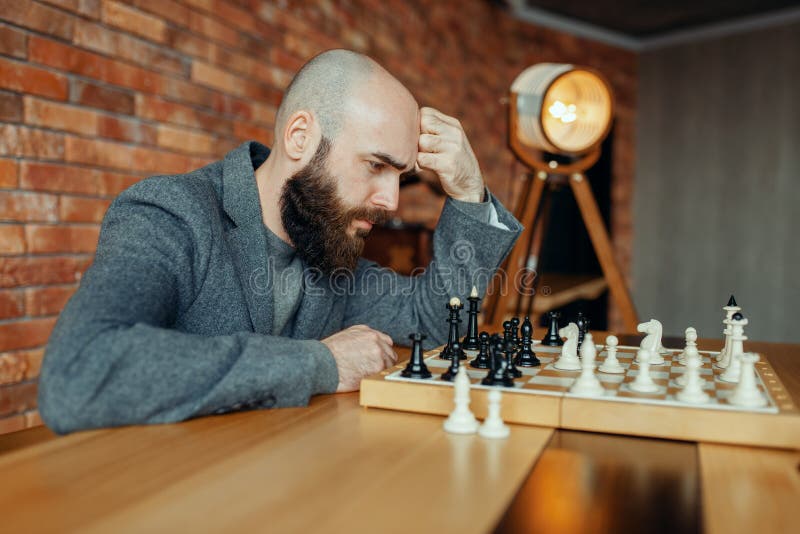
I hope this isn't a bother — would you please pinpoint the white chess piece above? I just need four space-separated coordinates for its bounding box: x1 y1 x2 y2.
554 323 581 371
676 349 710 404
717 300 741 362
479 389 510 439
630 347 660 393
720 315 748 382
443 366 479 434
677 327 698 365
570 334 605 396
676 341 704 387
599 335 624 374
728 353 767 408
636 319 666 365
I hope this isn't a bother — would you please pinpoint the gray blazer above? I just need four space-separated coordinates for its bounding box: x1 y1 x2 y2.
39 142 522 434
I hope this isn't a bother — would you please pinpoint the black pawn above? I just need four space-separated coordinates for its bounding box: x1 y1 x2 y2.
441 341 463 382
502 320 512 344
575 312 589 350
503 339 523 378
510 317 521 348
470 331 492 369
542 311 563 346
462 291 481 350
402 333 432 378
440 299 466 360
516 316 540 367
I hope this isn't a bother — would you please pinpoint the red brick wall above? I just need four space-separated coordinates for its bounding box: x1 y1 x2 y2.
0 0 637 434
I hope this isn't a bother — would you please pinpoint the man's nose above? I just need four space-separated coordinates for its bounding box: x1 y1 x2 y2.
371 177 399 212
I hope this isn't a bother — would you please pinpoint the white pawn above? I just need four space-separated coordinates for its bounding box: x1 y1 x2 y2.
443 366 479 434
729 353 767 408
570 334 605 396
554 323 581 371
630 347 660 393
677 349 709 404
479 389 510 439
676 341 704 387
677 327 698 365
599 335 624 374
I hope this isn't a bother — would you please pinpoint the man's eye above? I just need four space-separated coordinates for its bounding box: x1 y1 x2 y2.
368 161 384 172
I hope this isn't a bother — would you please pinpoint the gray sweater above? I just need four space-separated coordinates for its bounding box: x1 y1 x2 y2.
38 141 522 434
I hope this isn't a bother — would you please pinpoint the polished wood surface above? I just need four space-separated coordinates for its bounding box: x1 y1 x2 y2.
497 430 701 534
0 334 798 533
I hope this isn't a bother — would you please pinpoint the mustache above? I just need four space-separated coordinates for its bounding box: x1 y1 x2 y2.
343 205 391 227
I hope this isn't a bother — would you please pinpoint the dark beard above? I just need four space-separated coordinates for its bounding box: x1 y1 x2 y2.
279 136 389 275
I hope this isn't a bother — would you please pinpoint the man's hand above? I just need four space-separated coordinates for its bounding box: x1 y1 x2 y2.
416 107 485 203
322 325 398 392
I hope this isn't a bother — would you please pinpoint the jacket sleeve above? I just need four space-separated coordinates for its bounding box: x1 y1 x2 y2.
342 192 523 347
38 179 338 434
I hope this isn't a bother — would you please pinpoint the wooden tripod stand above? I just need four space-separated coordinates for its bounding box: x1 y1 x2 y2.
485 96 639 332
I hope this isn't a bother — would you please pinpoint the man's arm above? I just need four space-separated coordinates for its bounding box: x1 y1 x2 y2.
38 181 339 434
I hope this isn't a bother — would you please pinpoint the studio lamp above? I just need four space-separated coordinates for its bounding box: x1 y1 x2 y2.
510 64 613 167
486 64 638 331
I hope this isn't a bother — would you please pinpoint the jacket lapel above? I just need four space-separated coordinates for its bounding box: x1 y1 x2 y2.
222 142 273 335
290 266 338 339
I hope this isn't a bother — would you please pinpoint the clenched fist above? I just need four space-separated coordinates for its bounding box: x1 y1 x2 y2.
322 325 398 392
416 107 485 204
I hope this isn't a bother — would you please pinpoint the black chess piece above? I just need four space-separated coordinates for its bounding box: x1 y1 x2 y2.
510 317 521 348
503 339 523 378
469 331 492 369
481 339 514 387
575 312 589 351
441 341 463 381
541 311 563 346
502 320 512 344
439 298 466 360
727 294 738 307
515 316 540 367
462 290 481 351
402 333 432 378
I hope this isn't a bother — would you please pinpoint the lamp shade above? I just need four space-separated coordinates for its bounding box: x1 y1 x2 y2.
510 63 613 155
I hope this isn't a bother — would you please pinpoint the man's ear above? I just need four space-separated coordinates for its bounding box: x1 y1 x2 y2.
283 110 314 161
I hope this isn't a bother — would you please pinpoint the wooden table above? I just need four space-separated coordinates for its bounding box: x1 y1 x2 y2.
0 334 798 533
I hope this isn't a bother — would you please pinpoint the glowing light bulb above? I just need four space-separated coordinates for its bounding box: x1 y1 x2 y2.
548 101 578 124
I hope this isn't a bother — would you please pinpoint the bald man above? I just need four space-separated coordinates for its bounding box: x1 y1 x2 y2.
39 50 522 433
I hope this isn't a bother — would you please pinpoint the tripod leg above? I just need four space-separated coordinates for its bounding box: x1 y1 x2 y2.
486 172 547 324
569 173 639 332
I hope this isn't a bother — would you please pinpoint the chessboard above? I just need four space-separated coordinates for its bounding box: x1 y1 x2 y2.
360 341 800 449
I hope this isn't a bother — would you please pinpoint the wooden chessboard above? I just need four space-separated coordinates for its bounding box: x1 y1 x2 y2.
359 342 800 449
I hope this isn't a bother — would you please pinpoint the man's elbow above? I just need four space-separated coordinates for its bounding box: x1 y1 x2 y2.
38 371 86 435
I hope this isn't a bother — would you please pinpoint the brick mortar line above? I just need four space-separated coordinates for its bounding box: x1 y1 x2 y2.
0 315 60 326
0 251 93 259
0 282 78 291
0 188 130 202
0 221 101 228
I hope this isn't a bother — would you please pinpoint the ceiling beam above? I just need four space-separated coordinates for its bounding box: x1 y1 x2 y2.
507 0 800 51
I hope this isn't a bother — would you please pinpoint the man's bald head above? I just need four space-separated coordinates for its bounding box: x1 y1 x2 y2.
275 49 382 141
